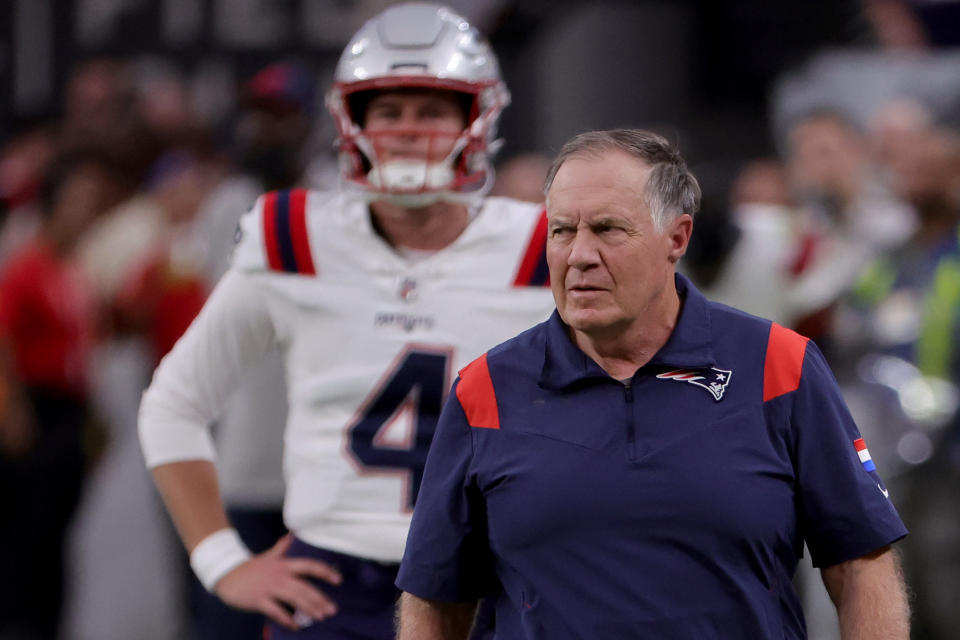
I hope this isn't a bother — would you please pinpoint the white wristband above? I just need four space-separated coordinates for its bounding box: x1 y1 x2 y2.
189 528 252 592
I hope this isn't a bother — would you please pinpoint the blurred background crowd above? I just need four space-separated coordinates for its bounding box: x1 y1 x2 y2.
1 1 959 639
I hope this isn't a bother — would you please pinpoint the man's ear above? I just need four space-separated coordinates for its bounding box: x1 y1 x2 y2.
666 213 693 263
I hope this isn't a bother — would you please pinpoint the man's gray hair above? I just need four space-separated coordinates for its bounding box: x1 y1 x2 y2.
544 129 701 232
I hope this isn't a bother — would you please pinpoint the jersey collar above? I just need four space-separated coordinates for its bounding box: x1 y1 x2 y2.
539 273 717 389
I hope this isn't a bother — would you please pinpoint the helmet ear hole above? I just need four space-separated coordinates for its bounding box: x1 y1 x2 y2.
456 93 475 129
346 91 375 128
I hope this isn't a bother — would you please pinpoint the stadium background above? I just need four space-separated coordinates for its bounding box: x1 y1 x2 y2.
1 1 960 639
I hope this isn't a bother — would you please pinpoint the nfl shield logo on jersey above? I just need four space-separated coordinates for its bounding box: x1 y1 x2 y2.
397 277 418 301
656 368 732 401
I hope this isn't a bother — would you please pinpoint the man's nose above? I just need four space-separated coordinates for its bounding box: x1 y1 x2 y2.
567 230 601 269
393 120 419 138
391 123 428 146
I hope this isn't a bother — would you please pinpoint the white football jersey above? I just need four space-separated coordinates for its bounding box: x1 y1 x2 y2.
139 189 555 562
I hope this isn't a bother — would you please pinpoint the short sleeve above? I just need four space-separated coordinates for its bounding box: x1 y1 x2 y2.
396 379 498 601
791 341 908 567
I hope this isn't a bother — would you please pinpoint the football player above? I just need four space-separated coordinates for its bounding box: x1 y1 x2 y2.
137 3 554 639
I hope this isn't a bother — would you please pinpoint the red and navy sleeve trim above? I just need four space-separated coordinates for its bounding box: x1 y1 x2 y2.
456 353 500 429
512 208 550 287
262 189 316 275
763 322 810 402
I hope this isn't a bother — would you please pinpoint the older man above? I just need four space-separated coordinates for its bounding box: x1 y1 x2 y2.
395 129 910 639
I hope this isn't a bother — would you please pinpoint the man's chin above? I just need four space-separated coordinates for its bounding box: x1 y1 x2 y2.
560 307 616 333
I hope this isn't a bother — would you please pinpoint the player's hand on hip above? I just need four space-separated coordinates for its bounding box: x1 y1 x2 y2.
214 533 343 630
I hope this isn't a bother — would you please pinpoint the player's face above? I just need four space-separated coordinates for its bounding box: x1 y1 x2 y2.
546 150 691 340
364 90 467 164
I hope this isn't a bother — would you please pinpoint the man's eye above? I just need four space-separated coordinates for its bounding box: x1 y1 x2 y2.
549 226 573 238
596 224 624 234
369 109 398 120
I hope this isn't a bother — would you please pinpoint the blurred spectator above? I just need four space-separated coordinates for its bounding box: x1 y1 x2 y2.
196 62 320 284
693 158 798 325
832 126 960 377
131 59 201 156
0 120 56 267
869 97 934 185
56 144 221 640
0 146 126 639
62 62 316 640
490 152 551 203
60 57 205 195
825 122 960 640
828 125 960 451
77 150 221 351
61 151 222 640
60 58 134 153
233 62 316 190
112 152 222 363
783 109 915 343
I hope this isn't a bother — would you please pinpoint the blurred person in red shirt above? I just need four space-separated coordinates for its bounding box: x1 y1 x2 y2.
0 146 127 639
108 150 224 364
0 118 57 268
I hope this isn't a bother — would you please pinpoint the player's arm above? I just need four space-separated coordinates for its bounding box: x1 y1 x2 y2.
396 593 477 640
151 459 230 549
820 545 910 640
139 270 273 549
138 270 340 629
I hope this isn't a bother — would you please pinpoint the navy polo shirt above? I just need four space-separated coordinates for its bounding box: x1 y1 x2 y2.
397 274 907 639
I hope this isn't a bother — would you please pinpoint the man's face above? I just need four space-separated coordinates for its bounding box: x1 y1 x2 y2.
363 89 467 164
546 150 691 339
787 117 865 198
51 162 125 247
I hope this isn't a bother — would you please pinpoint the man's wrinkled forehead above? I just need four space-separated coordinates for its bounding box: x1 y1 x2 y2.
545 150 652 213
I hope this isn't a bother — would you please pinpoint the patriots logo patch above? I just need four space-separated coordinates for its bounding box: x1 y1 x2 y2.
656 368 732 401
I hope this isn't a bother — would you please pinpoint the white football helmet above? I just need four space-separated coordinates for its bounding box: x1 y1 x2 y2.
326 3 510 206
